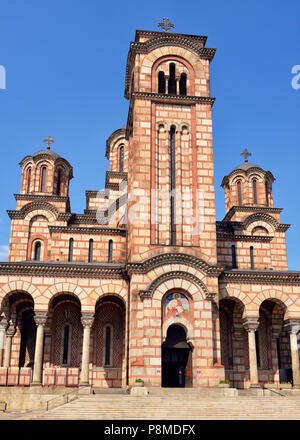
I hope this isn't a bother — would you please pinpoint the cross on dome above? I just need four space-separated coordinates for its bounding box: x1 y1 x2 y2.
43 135 55 150
240 148 252 163
157 18 175 32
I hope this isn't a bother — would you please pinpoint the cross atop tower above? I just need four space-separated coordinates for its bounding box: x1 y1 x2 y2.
43 135 55 150
157 18 175 32
240 148 252 163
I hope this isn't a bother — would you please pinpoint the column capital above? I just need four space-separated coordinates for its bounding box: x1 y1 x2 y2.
0 314 9 330
81 313 94 329
284 319 300 334
242 317 259 332
34 311 48 327
6 324 16 337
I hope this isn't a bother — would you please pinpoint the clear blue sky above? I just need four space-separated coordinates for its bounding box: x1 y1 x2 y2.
0 0 299 268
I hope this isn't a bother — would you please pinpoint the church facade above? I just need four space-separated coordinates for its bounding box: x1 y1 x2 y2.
0 27 300 390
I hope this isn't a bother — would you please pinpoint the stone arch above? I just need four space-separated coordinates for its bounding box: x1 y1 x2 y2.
219 286 253 317
143 45 205 74
162 318 194 344
21 202 58 222
256 293 293 319
0 282 41 310
149 271 210 302
44 283 88 308
93 283 127 309
243 213 278 231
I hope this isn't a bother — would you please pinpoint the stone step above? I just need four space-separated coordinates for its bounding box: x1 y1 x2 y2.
11 393 300 420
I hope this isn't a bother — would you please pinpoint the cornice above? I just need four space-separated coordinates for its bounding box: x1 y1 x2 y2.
0 261 127 279
135 30 208 45
216 233 274 243
48 226 126 236
14 194 69 203
86 190 108 199
219 269 300 285
7 201 72 221
127 252 223 276
131 92 215 106
105 171 128 185
223 206 283 222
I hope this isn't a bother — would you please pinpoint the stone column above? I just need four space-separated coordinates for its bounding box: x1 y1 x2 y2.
284 320 300 388
32 311 48 386
0 315 9 367
3 323 16 368
79 313 94 387
243 317 260 388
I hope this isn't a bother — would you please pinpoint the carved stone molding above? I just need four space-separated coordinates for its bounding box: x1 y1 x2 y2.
220 269 300 285
132 91 216 106
138 270 214 301
284 319 300 334
127 253 223 277
0 261 127 279
33 311 48 327
81 313 95 329
49 226 126 236
222 206 283 222
6 325 16 337
216 232 273 243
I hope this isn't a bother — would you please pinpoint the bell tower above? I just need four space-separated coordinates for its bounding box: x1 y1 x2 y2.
125 23 217 264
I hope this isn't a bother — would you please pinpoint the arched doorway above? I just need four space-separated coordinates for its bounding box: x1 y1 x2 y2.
162 324 192 387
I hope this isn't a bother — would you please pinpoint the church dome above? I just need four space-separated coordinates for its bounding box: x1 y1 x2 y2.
221 150 275 213
32 149 61 160
233 162 262 172
19 136 73 196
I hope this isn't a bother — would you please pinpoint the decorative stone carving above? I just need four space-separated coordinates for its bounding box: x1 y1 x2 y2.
81 313 94 329
284 319 300 334
242 317 259 332
33 311 48 327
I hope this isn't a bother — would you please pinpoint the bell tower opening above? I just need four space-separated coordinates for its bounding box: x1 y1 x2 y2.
162 324 192 388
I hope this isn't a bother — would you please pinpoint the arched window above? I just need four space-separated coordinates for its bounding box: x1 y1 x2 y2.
108 239 113 263
119 146 124 172
158 71 166 93
237 181 242 206
265 182 269 206
231 245 237 268
88 239 93 263
168 63 176 95
34 241 41 261
250 246 254 270
26 168 31 193
68 238 74 262
104 324 112 366
252 179 258 204
40 166 47 192
179 73 187 96
56 169 62 196
62 324 70 365
170 126 176 245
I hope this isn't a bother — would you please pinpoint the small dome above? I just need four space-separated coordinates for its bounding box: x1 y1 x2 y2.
233 162 262 172
32 149 61 160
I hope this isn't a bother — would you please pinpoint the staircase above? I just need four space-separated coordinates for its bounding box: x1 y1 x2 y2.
13 388 300 420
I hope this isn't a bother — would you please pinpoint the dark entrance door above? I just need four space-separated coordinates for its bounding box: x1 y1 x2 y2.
162 324 192 387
